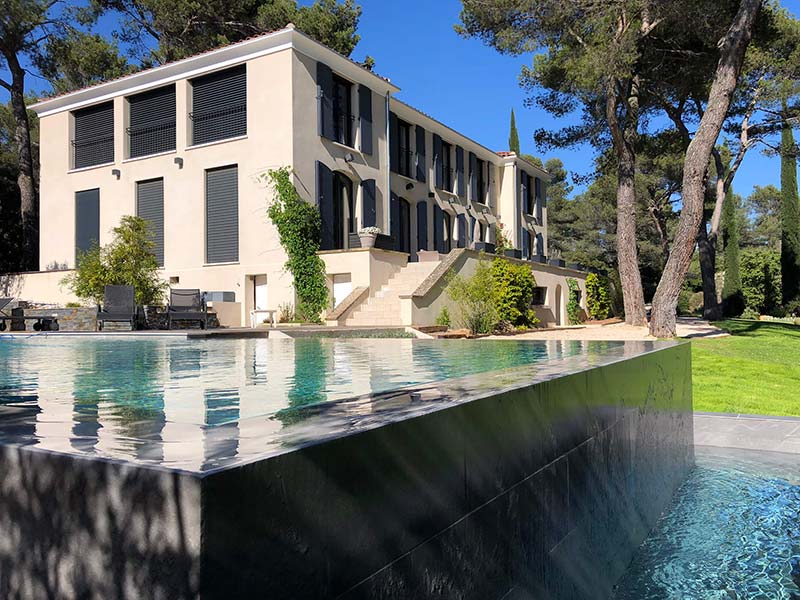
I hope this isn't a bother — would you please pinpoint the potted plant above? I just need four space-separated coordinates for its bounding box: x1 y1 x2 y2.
358 226 381 249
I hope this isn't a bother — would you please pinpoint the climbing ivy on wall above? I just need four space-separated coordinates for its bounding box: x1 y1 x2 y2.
566 278 583 325
585 272 612 320
266 168 329 323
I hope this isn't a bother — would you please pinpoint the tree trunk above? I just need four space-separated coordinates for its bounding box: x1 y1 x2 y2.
5 52 38 272
649 0 761 337
697 218 722 321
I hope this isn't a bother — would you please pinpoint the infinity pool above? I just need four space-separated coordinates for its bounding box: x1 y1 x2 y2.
614 446 800 599
0 336 636 472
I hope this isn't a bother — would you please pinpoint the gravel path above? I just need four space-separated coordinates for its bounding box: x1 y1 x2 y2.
484 317 727 341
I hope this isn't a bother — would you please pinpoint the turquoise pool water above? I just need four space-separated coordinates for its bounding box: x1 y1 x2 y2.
0 336 630 471
614 447 800 599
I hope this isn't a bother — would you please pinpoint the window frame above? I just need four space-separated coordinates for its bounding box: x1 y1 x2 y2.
332 74 354 148
441 141 453 191
190 65 247 147
72 102 115 170
397 119 413 178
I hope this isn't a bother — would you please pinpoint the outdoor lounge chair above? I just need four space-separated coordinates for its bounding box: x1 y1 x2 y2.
167 288 209 329
97 285 137 331
0 297 60 332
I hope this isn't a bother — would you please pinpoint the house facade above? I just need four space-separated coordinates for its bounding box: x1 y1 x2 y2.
20 25 587 327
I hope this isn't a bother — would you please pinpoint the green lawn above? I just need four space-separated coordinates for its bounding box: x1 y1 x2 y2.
692 319 800 417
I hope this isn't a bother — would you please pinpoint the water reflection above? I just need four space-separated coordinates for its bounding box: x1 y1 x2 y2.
0 337 638 472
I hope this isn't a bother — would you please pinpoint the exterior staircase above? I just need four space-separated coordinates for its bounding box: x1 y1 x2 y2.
345 260 440 326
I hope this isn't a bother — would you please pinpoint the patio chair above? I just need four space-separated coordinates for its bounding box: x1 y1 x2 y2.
167 288 209 330
97 285 137 331
0 297 12 331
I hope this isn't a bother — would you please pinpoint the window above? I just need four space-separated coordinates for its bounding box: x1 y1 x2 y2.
397 120 412 178
332 74 353 147
475 158 486 202
441 142 453 191
75 188 100 260
333 172 353 249
526 174 535 215
443 211 452 252
191 65 246 146
72 102 114 169
136 178 164 266
128 85 176 159
532 287 547 306
479 222 486 243
206 165 239 264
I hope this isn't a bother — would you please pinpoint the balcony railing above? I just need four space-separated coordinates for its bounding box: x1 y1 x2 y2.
127 118 176 158
71 135 114 169
190 104 246 145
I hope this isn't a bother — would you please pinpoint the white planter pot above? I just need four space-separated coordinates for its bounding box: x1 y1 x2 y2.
359 233 377 249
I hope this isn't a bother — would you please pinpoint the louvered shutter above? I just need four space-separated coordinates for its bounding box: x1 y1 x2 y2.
456 147 465 197
469 216 476 245
128 85 176 158
317 62 334 140
415 126 426 183
390 192 400 248
316 161 335 250
75 188 100 259
433 204 444 253
469 152 478 201
433 134 443 189
456 214 467 248
522 229 530 259
361 179 376 227
191 65 246 146
73 103 114 169
136 178 165 266
537 233 545 257
521 171 530 214
358 85 373 154
205 166 239 263
389 112 399 174
417 201 428 251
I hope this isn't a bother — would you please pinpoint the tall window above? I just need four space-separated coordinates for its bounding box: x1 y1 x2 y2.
397 120 412 177
128 85 176 159
136 178 165 266
475 158 486 203
333 172 353 249
526 176 535 215
441 142 453 191
443 211 452 252
206 165 239 264
72 102 114 169
191 65 247 146
332 75 353 147
75 188 100 260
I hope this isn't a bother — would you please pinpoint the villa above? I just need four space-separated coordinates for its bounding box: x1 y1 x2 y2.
15 24 588 328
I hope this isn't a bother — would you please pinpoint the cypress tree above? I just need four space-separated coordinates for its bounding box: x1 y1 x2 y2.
721 186 744 316
780 114 800 304
509 108 521 155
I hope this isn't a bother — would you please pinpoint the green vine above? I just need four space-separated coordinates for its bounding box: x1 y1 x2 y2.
585 272 612 320
266 168 329 323
566 278 583 325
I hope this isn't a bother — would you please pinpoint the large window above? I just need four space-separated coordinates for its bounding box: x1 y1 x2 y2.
75 188 100 260
332 74 353 147
128 85 176 159
72 102 114 169
191 65 247 146
442 211 452 252
475 158 486 203
397 120 412 178
441 142 453 191
333 172 354 249
206 165 239 264
532 287 547 306
136 178 165 266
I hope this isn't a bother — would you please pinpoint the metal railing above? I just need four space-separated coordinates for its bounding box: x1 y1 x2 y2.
127 118 176 158
190 104 246 144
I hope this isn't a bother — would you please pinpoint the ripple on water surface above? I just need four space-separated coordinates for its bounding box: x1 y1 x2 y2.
614 447 800 600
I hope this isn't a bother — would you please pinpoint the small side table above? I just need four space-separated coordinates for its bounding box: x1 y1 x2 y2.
250 309 277 328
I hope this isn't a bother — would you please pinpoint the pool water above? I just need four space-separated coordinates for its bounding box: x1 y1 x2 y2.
614 447 800 599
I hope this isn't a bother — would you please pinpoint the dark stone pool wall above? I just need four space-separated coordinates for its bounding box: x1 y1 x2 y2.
201 343 693 600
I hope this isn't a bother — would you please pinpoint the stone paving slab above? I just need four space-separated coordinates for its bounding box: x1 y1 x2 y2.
694 412 800 455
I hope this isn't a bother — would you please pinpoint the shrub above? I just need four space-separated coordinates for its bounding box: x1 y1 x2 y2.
566 278 582 324
740 306 760 320
65 302 82 308
435 306 451 328
677 289 692 316
741 248 781 315
61 215 167 305
278 302 296 323
266 168 329 323
585 273 612 320
688 291 705 314
491 258 538 328
447 260 497 335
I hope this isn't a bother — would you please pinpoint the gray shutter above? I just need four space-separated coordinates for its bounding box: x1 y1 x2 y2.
469 152 478 201
390 192 400 248
73 102 114 169
361 179 376 227
75 188 100 259
457 214 467 248
128 85 176 158
537 233 545 257
191 65 246 145
415 126 426 183
521 171 530 214
358 85 373 155
136 178 165 266
389 112 399 174
205 166 239 263
522 229 530 259
455 146 465 197
469 216 476 244
417 201 428 251
317 62 334 140
536 176 545 217
316 161 335 250
433 204 444 253
433 134 443 189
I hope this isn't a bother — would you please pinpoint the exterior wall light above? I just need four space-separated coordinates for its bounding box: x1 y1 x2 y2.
111 169 121 180
405 182 414 191
344 153 354 163
174 157 184 169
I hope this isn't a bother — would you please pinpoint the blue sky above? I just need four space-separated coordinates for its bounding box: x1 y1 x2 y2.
3 0 799 200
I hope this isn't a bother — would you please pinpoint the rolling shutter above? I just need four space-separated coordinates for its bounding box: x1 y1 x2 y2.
389 112 399 174
316 161 335 250
433 134 443 189
73 102 114 169
361 179 376 227
128 85 176 158
455 146 465 197
191 65 246 146
358 85 373 154
417 201 428 251
317 62 335 140
433 204 444 253
75 188 100 259
136 178 165 266
205 165 239 264
415 126 427 183
469 152 478 202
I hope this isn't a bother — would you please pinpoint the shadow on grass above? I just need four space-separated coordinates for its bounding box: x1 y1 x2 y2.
711 319 800 339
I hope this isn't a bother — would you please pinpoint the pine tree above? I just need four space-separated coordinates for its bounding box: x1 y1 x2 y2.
509 108 520 155
780 115 800 304
721 186 744 316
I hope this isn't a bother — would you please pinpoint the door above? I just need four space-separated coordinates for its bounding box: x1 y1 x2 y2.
254 275 268 310
399 198 411 254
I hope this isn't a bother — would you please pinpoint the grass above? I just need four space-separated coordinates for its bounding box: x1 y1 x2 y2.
692 319 800 417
